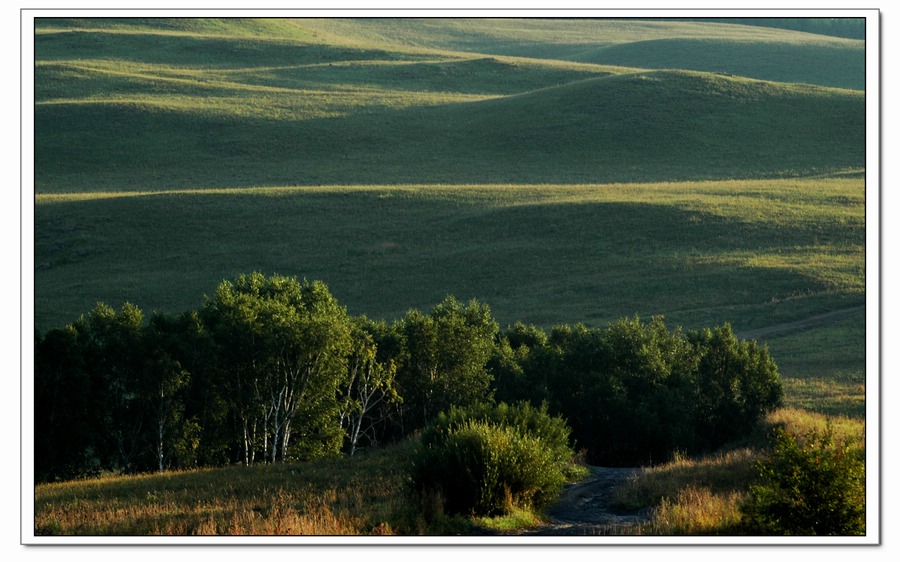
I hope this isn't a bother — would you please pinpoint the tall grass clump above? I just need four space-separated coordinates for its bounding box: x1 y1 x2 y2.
409 402 575 517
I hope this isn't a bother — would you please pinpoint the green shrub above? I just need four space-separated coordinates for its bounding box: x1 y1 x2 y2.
422 401 573 465
409 403 572 517
741 423 865 535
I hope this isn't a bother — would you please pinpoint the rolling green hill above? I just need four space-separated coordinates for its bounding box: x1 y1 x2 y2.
34 178 864 332
572 38 864 90
30 18 869 538
35 68 863 190
32 17 867 396
35 19 863 193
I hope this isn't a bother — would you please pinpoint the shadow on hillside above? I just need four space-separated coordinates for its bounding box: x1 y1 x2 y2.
34 191 850 332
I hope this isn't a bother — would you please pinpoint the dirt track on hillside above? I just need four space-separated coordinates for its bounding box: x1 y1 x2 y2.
735 305 865 341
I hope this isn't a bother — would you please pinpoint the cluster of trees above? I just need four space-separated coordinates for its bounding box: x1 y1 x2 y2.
35 273 783 482
491 317 784 465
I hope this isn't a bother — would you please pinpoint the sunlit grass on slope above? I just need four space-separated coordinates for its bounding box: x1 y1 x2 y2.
35 69 864 192
34 440 419 536
33 407 866 536
573 38 864 90
34 178 864 334
285 18 862 62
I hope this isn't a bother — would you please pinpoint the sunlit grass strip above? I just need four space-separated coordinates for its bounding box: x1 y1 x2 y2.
35 488 366 535
782 376 865 419
629 486 746 535
35 176 864 205
37 88 496 120
37 60 503 100
688 248 865 293
37 55 629 77
610 448 759 512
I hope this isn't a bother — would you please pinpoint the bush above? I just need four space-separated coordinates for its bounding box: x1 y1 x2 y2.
422 401 574 465
741 423 865 535
409 402 573 516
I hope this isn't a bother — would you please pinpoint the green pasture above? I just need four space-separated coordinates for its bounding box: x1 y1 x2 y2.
32 17 869 420
34 17 863 193
764 310 866 419
35 178 864 351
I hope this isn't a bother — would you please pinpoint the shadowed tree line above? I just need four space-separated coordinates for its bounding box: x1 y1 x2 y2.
34 273 782 482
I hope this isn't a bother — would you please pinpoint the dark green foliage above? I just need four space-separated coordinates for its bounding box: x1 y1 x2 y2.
396 296 498 429
690 325 785 447
504 317 783 466
145 311 230 468
339 317 401 456
409 402 572 516
34 324 97 481
201 273 353 464
540 318 701 465
423 401 573 466
34 302 195 478
741 424 865 535
34 282 781 482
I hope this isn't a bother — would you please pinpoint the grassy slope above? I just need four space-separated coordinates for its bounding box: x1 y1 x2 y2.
34 440 420 535
33 17 866 377
34 19 863 192
33 406 866 536
34 15 866 386
32 18 868 536
292 18 864 89
35 70 863 190
35 179 864 340
578 38 864 90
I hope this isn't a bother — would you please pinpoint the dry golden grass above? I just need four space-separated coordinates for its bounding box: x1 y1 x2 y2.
610 447 757 512
34 445 414 536
629 486 746 535
34 408 867 536
610 407 866 535
766 407 865 446
35 482 373 536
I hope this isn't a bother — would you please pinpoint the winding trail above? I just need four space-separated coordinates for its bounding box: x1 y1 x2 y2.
520 467 649 536
735 305 865 341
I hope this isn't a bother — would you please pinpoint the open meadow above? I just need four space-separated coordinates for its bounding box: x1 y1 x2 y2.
31 16 869 538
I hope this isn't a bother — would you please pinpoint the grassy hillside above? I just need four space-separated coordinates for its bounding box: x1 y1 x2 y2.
34 439 420 535
35 177 864 332
34 18 863 192
31 17 869 537
34 69 863 190
32 17 867 408
33 407 865 536
574 39 864 90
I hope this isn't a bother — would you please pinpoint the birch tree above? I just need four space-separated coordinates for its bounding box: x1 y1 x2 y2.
339 321 400 455
202 273 352 464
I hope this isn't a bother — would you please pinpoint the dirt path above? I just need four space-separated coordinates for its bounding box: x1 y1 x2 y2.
735 305 865 341
519 467 649 536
